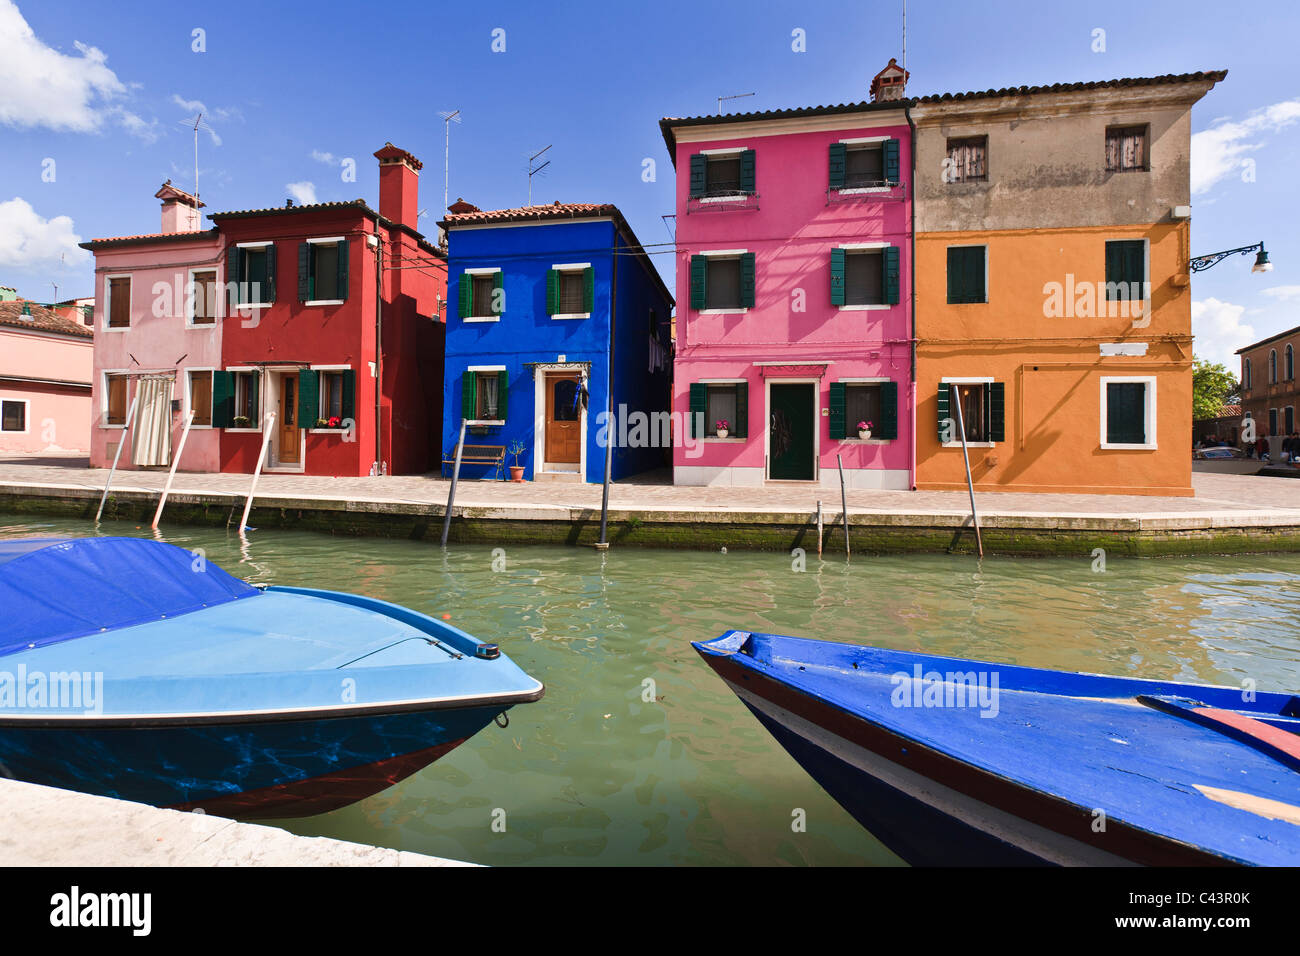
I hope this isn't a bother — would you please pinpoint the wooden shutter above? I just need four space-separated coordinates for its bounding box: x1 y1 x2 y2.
458 273 472 318
948 247 983 303
830 248 846 306
462 371 476 420
937 384 951 441
688 383 707 438
212 371 234 428
226 246 241 306
878 381 898 440
883 246 900 304
107 376 126 425
298 369 319 425
249 372 260 420
546 269 559 314
108 277 131 327
988 382 1005 442
341 368 356 419
739 149 756 193
1106 383 1145 444
263 243 276 302
740 252 755 308
689 154 707 198
690 256 707 310
828 142 847 189
583 266 594 313
298 243 311 301
734 381 748 438
947 248 963 304
828 382 846 440
883 139 901 184
493 271 504 315
336 239 349 301
496 369 509 420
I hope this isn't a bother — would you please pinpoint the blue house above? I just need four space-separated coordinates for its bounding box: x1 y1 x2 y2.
440 202 674 482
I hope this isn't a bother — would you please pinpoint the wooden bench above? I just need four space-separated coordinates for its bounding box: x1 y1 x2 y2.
442 444 506 481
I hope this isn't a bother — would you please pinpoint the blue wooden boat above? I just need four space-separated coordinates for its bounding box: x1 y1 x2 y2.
694 630 1300 866
0 537 543 819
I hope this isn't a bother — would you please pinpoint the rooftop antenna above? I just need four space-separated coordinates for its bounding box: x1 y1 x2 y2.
437 110 461 212
717 92 755 115
527 144 552 207
51 281 58 304
902 0 907 77
175 113 214 230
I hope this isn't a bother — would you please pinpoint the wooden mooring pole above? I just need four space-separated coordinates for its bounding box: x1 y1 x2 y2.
440 418 468 546
950 384 984 557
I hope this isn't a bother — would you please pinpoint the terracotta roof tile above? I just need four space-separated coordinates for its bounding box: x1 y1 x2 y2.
80 228 219 249
0 300 93 338
442 202 619 227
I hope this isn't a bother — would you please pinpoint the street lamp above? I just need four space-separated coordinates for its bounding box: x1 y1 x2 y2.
1189 241 1272 274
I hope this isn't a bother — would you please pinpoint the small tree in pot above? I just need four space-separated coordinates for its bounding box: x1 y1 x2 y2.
508 440 527 482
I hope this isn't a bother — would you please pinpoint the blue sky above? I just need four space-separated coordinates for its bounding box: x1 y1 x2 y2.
1 0 1296 370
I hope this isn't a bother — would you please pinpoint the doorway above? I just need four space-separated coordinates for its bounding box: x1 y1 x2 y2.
767 382 816 481
545 373 581 470
276 372 301 466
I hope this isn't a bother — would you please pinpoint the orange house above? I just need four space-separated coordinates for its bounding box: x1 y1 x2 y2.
912 71 1225 496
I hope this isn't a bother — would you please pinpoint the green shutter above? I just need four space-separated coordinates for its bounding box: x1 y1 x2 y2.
458 273 472 318
830 248 846 306
740 252 755 308
828 143 847 189
298 368 319 425
970 247 985 303
226 246 242 305
937 384 951 441
336 239 349 301
690 256 707 310
688 383 707 438
583 266 594 313
212 371 234 428
249 371 260 420
462 371 476 420
493 270 504 315
828 381 846 440
883 246 900 305
988 382 1005 442
947 248 961 304
298 242 311 301
263 243 276 302
341 368 356 419
739 149 756 193
878 381 898 440
689 154 707 198
947 247 984 304
883 139 901 184
546 269 559 315
496 369 509 420
734 381 748 438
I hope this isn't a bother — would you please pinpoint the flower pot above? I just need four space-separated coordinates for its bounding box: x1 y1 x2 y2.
858 429 872 440
509 465 526 482
715 429 729 439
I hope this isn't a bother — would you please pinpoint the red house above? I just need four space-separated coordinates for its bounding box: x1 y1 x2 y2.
214 144 445 476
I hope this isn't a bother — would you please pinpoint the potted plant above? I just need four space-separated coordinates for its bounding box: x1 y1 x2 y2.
230 415 251 429
715 419 730 439
857 420 873 440
508 440 527 482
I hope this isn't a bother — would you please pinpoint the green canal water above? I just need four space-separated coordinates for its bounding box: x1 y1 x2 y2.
4 514 1300 866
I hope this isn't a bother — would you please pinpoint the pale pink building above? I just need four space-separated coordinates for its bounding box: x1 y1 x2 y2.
661 62 915 488
82 182 226 471
0 300 94 454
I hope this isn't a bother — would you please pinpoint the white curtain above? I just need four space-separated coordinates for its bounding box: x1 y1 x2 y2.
131 376 174 466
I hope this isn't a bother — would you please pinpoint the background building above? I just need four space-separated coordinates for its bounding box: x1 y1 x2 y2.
1238 325 1300 453
0 298 93 455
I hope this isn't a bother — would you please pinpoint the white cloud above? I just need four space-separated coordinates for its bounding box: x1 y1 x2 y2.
1261 285 1300 302
311 149 337 165
170 94 244 146
0 197 89 269
1192 98 1300 195
286 181 318 205
1192 297 1257 370
0 0 128 132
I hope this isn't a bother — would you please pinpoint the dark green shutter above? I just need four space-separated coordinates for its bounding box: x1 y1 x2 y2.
298 368 319 425
496 369 509 420
740 252 755 308
248 372 260 420
937 384 951 441
461 371 476 420
341 368 356 419
830 248 846 306
828 143 847 189
828 381 846 439
739 149 756 193
988 382 1005 442
546 269 559 315
689 154 707 198
336 239 349 301
734 381 748 438
883 139 901 184
493 270 504 315
883 246 900 305
947 247 984 304
690 256 707 310
298 242 311 301
263 243 276 302
212 371 234 428
1106 240 1144 299
226 246 242 306
688 383 707 438
1106 382 1145 444
583 266 594 313
458 273 472 318
970 248 985 303
878 381 898 440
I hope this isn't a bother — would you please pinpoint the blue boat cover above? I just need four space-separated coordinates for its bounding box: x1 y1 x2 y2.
0 537 260 658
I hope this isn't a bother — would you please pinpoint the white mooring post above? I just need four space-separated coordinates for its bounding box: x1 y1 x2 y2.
95 389 141 524
440 418 469 547
151 409 195 531
950 383 984 557
238 411 276 534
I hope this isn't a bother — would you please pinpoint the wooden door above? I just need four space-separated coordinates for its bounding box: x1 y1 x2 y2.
545 374 581 464
279 374 300 464
768 383 815 480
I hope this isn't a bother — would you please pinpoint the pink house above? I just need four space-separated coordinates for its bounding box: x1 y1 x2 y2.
0 300 93 455
661 63 915 488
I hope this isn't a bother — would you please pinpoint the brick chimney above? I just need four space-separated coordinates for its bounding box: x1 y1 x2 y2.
374 143 423 227
870 58 909 103
154 180 204 233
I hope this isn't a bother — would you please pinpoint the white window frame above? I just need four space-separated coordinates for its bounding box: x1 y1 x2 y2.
837 377 891 443
462 267 502 323
103 273 132 332
698 249 749 315
186 267 221 328
551 262 591 320
697 148 751 204
234 241 276 309
696 378 747 442
303 237 347 306
1099 375 1157 450
0 397 31 434
837 242 893 311
309 363 352 432
940 375 996 448
184 366 217 430
100 369 131 429
225 366 264 432
836 136 892 195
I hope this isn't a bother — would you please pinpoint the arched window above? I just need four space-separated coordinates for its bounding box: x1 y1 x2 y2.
1244 358 1252 390
1270 349 1278 384
1287 345 1294 382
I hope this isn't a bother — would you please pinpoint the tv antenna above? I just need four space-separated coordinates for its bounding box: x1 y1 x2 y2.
717 92 755 115
437 110 461 213
527 144 551 207
175 113 214 230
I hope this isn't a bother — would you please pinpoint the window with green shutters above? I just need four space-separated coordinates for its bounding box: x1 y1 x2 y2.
462 370 508 422
938 382 1003 443
831 248 900 306
946 246 986 304
297 368 319 426
230 370 259 426
228 244 276 306
547 266 593 316
688 150 755 198
691 254 753 311
828 381 898 440
460 271 504 319
1105 240 1146 302
1104 380 1151 447
211 370 235 428
298 239 349 302
688 382 746 438
829 140 900 189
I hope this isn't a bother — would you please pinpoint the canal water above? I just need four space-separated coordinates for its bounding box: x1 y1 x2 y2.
4 514 1300 866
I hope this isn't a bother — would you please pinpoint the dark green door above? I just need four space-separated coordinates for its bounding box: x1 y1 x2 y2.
769 383 816 480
